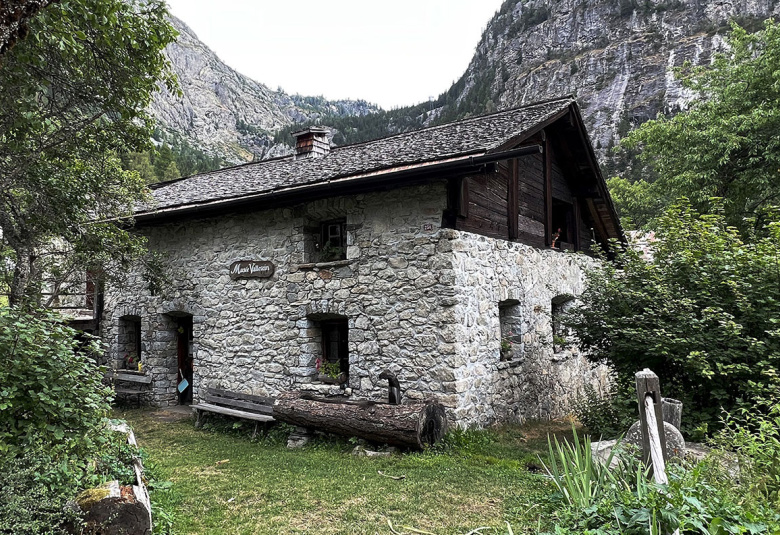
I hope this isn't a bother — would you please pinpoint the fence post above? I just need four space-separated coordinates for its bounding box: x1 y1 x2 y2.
635 368 667 468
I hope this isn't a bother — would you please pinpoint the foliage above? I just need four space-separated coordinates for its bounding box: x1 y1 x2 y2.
0 443 84 535
713 402 780 506
542 408 780 534
0 307 113 458
564 201 780 434
0 0 177 306
617 20 780 232
573 382 636 440
541 427 622 509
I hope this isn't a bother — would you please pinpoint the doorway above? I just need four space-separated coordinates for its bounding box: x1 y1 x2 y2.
176 315 193 404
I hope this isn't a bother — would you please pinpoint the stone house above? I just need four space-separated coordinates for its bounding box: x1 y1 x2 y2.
104 96 623 427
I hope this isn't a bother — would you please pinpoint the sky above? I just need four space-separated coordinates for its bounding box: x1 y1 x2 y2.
164 0 505 110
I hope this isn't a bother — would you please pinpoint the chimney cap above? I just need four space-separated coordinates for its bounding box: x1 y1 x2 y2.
291 126 329 138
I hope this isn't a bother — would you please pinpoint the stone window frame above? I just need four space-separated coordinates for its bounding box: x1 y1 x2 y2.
306 313 350 385
117 315 142 370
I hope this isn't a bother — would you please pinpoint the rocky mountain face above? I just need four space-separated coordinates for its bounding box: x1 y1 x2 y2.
440 0 779 171
154 3 780 170
149 16 378 164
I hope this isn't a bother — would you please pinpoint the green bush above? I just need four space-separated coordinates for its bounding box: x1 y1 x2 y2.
540 408 780 534
564 201 780 434
0 307 113 458
0 443 83 535
573 382 636 439
0 307 116 533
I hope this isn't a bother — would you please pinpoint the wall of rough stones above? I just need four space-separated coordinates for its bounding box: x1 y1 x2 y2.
447 232 611 425
103 183 463 408
103 181 609 425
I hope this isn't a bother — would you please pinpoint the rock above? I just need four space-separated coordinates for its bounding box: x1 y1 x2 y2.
76 481 151 535
625 420 686 459
286 426 314 449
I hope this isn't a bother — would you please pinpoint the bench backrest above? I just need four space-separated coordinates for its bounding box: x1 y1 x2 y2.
203 387 274 415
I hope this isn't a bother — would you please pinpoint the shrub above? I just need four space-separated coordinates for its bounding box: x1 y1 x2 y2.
573 382 636 439
0 307 116 533
0 443 83 535
0 307 113 458
540 408 780 534
564 202 780 434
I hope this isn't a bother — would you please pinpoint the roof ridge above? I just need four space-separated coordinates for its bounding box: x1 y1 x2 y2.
327 95 575 154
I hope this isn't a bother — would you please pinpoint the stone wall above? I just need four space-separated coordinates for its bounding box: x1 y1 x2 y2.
103 183 462 408
447 232 611 425
103 182 609 424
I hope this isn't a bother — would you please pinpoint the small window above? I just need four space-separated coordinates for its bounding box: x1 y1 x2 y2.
498 299 522 361
551 295 575 352
118 316 142 370
317 319 349 381
317 219 347 262
551 199 574 248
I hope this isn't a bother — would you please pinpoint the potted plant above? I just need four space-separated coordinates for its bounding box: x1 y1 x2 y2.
315 359 346 384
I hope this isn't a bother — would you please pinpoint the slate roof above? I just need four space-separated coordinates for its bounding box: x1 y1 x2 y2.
140 96 575 216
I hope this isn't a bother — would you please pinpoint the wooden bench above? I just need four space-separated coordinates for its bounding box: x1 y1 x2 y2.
110 370 152 406
192 387 275 437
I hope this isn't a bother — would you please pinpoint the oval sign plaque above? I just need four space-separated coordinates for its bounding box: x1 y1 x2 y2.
229 260 275 280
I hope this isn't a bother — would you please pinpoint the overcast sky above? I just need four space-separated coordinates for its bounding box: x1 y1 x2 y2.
164 0 505 109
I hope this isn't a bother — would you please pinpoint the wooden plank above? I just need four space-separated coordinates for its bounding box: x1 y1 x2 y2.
508 158 519 240
544 133 553 246
573 198 582 251
202 393 273 415
115 388 145 395
115 373 152 384
206 387 275 405
191 402 275 422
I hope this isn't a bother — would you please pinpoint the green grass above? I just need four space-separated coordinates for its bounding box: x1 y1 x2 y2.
120 409 576 535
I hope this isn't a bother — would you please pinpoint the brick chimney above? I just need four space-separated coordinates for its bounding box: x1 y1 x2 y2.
292 126 330 160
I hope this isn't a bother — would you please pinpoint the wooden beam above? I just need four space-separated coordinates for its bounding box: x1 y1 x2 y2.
508 159 519 240
572 197 581 252
543 132 553 246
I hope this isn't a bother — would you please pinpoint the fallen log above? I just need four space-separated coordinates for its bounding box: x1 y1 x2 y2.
273 391 447 449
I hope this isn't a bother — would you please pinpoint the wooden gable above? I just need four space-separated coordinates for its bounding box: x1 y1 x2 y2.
446 105 622 252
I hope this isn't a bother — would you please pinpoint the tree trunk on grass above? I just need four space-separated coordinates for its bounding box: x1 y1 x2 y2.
273 391 447 449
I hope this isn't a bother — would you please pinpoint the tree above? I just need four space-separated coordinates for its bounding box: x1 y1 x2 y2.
617 21 780 232
0 0 57 59
0 0 177 306
564 201 780 433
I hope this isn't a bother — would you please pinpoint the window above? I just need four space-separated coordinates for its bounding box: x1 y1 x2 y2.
551 295 575 352
320 319 349 379
551 199 574 248
118 316 142 370
317 219 347 261
498 299 522 361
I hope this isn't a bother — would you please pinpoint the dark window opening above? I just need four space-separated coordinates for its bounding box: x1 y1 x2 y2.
551 199 574 248
118 316 142 370
321 319 349 380
551 295 575 352
317 219 347 261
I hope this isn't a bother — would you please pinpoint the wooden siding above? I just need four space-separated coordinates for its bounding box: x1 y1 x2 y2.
450 131 606 254
456 166 510 239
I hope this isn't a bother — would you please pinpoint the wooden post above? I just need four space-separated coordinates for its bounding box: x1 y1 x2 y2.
635 368 667 468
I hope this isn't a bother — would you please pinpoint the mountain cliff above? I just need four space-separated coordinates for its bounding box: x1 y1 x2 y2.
154 2 780 172
444 0 779 172
149 16 378 164
271 0 779 176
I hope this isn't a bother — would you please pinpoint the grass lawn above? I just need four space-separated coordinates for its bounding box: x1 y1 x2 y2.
119 408 577 535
